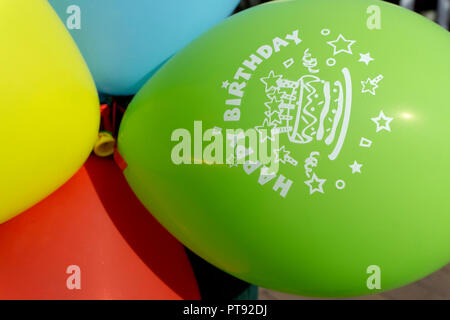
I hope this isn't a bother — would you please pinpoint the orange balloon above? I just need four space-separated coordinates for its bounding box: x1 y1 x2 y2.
0 156 200 300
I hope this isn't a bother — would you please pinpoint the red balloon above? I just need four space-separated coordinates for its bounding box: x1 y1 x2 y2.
0 156 200 300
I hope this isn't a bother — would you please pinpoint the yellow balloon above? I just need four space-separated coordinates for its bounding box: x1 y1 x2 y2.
0 0 99 223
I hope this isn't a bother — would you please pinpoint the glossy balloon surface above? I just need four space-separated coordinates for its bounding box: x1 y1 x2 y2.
0 0 99 223
0 156 200 300
49 0 240 95
119 0 450 296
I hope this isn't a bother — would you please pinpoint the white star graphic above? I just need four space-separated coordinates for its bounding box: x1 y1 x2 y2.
274 146 290 163
304 173 326 195
359 53 374 65
255 118 278 142
260 71 282 92
349 161 363 174
361 78 378 95
222 80 229 89
327 34 356 56
371 110 393 132
275 146 298 166
264 110 281 124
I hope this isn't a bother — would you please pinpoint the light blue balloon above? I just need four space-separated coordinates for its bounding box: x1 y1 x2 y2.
48 0 240 95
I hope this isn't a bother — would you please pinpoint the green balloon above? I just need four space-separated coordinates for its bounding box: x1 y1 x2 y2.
118 0 450 297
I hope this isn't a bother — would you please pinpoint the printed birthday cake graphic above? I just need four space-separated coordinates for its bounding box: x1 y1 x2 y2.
260 67 352 161
221 29 394 198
